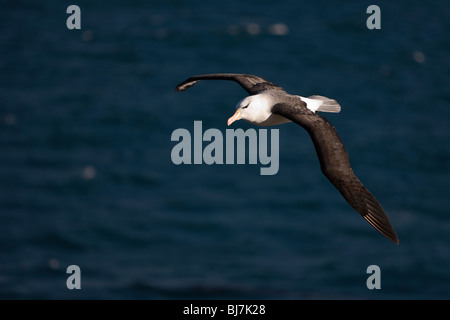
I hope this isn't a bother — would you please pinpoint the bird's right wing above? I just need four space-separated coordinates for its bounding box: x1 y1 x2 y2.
175 73 285 95
272 103 399 244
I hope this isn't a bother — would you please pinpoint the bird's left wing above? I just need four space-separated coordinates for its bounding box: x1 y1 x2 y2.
175 73 284 95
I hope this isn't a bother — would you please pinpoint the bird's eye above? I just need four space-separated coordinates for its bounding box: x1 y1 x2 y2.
242 104 249 109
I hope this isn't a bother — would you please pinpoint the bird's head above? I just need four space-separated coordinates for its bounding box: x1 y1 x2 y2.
227 95 271 126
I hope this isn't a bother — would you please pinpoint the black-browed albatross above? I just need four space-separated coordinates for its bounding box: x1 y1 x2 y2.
175 73 399 244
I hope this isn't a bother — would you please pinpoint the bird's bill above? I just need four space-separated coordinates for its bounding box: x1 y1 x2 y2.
227 109 241 126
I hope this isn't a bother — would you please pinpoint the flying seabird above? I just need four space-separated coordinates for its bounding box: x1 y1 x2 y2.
175 73 399 244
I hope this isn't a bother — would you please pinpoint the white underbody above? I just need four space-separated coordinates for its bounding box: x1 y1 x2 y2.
236 93 321 126
249 113 291 126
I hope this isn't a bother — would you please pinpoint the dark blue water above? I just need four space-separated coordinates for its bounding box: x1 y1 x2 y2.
1 0 450 299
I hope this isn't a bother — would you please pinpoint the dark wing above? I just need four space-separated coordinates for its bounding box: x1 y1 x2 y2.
175 73 285 95
272 103 399 244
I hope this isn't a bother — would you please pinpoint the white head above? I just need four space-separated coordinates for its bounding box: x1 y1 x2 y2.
227 95 273 126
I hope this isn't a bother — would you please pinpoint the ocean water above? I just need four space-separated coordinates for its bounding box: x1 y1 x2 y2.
1 0 450 299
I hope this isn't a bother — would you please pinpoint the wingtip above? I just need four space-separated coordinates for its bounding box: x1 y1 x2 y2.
175 80 197 92
174 84 185 92
360 207 400 245
368 222 399 245
375 227 399 245
376 223 400 245
386 233 399 245
392 235 400 245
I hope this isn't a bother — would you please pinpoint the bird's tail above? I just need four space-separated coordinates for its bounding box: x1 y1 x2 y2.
308 95 341 113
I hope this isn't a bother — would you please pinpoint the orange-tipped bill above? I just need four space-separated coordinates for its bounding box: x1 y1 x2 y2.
227 109 241 126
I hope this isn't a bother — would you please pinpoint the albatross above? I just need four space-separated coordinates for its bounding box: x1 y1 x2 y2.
175 73 399 244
